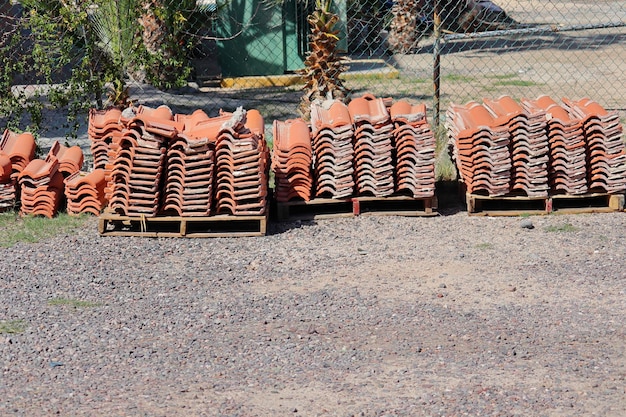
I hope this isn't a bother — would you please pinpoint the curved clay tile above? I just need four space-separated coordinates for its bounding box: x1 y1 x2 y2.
19 159 58 183
176 109 210 130
466 103 497 127
0 152 11 182
145 120 184 138
115 135 140 150
161 203 183 216
72 201 103 216
1 130 36 164
245 109 265 136
274 119 312 155
186 117 230 142
348 96 389 125
46 171 65 192
48 142 84 176
347 97 371 123
137 104 174 121
483 96 524 121
92 107 122 123
535 95 559 110
310 99 352 135
544 104 572 123
563 97 608 120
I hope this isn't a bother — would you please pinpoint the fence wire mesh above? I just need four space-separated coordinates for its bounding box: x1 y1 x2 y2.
1 0 625 145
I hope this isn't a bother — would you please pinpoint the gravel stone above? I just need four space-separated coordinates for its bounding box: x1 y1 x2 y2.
1 212 625 416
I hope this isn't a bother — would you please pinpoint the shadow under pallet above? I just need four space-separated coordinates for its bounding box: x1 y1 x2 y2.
276 195 438 221
467 192 625 216
98 210 268 237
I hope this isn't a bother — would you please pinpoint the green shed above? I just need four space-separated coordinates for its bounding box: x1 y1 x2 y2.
214 0 347 77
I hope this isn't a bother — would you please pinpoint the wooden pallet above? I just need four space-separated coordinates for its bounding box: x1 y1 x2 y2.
466 194 550 216
550 193 624 214
275 198 354 221
354 196 438 217
98 211 268 237
276 195 437 221
467 192 625 216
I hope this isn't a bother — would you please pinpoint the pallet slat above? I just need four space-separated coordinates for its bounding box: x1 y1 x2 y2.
98 212 268 237
276 196 438 221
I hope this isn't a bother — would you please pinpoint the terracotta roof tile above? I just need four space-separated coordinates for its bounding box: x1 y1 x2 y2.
0 129 36 178
0 152 12 183
310 99 353 135
309 100 355 199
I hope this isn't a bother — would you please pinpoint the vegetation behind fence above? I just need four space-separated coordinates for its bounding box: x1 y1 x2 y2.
1 0 625 140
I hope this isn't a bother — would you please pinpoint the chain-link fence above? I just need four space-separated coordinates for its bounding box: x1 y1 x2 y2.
1 0 625 142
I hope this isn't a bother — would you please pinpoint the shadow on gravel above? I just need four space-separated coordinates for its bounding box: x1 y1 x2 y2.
410 32 626 57
266 219 318 236
267 180 465 234
436 180 465 215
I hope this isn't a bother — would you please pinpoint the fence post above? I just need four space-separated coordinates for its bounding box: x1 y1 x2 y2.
432 0 441 131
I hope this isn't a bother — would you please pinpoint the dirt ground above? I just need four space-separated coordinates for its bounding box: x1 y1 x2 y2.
1 210 626 416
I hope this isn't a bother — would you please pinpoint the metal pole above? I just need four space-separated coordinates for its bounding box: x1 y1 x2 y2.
433 0 441 131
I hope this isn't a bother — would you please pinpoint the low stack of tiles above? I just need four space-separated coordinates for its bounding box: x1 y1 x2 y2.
1 128 106 217
18 141 86 218
271 95 436 202
446 95 626 197
64 169 108 216
90 105 269 217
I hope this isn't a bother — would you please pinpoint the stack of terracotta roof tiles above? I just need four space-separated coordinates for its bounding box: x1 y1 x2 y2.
88 108 124 170
18 158 63 217
272 96 437 202
446 101 512 196
215 108 269 215
390 100 436 198
18 141 83 218
0 129 36 208
483 96 550 197
447 95 626 197
561 98 626 194
310 99 356 199
107 105 176 216
162 109 216 216
92 104 269 217
348 95 395 197
521 96 588 195
272 118 314 202
64 169 107 216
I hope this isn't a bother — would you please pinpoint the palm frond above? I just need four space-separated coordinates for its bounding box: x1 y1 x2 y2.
90 0 138 69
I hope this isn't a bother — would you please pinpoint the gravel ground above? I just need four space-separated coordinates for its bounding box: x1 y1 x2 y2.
1 210 625 416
